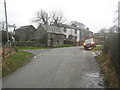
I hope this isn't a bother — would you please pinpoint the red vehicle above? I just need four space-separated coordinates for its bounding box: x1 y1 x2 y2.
83 38 96 50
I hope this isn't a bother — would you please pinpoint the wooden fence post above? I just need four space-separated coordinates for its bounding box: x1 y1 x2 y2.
2 47 4 59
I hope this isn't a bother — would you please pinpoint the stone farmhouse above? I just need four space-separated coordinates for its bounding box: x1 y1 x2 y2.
14 24 93 47
34 24 65 47
57 24 78 45
57 24 93 45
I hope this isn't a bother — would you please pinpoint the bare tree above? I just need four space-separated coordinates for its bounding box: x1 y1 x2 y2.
99 27 117 34
33 9 66 26
50 11 65 25
86 27 89 31
34 9 50 25
108 26 117 33
0 21 5 30
99 28 108 33
70 21 86 29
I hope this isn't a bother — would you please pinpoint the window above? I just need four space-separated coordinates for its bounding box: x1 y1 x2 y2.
75 29 77 34
57 40 59 43
81 31 84 40
75 36 77 41
51 33 55 38
64 27 67 33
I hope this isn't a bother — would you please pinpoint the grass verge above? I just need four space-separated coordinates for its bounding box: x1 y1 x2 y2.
97 53 119 88
2 51 34 77
16 44 73 50
91 45 104 51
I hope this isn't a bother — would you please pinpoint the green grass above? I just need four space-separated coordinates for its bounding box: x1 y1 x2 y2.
2 44 73 77
16 44 73 50
2 51 34 77
16 46 51 50
91 45 104 51
55 44 73 48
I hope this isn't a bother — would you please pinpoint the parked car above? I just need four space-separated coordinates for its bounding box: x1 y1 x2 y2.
83 38 96 50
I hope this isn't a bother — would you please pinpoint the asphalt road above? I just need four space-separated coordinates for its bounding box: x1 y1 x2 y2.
2 46 104 88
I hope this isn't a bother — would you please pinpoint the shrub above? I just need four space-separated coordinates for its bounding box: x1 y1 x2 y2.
103 33 119 76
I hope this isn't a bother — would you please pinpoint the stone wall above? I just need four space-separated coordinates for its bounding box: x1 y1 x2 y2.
14 41 45 47
47 33 65 47
1 43 16 59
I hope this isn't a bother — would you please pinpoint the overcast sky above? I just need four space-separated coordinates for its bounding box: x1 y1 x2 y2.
0 0 119 33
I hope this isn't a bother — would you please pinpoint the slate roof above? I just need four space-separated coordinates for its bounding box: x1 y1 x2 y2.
57 24 76 29
40 24 64 34
57 24 86 31
15 25 36 31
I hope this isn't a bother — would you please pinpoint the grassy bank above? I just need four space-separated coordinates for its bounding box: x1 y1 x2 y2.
91 45 104 51
16 44 73 50
97 53 119 88
91 45 119 88
2 51 34 77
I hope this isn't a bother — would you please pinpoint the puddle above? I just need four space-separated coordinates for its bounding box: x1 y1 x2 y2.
85 73 100 78
81 71 105 88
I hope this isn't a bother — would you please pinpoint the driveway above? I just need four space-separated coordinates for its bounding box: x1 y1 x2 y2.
2 46 104 88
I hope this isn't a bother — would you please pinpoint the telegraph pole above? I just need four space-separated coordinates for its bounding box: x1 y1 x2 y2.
118 1 120 32
4 0 9 42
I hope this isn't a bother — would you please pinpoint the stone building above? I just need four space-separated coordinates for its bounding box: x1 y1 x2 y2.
74 27 93 45
34 24 65 47
57 24 93 45
15 25 36 41
14 24 93 46
83 30 93 40
57 24 79 44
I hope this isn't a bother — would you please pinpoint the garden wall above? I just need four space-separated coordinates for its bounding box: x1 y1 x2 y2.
14 41 46 47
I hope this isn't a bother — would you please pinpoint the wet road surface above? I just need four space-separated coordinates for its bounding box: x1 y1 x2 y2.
2 46 105 88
